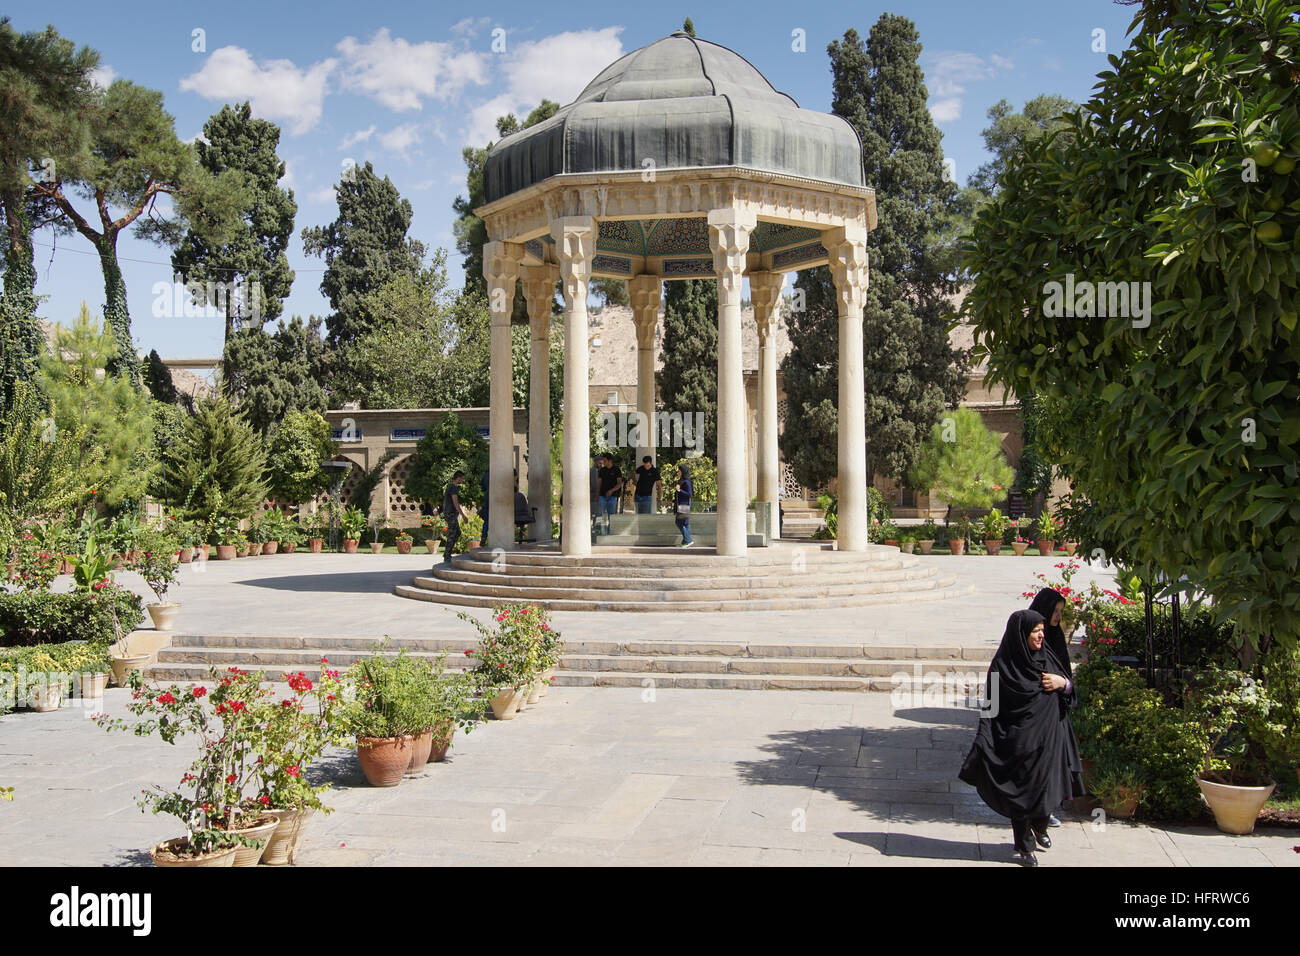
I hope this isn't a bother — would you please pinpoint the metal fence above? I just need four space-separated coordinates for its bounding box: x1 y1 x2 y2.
1143 582 1185 697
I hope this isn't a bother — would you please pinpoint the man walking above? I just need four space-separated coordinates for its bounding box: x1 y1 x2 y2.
597 454 623 535
633 456 661 514
590 455 601 543
443 471 468 564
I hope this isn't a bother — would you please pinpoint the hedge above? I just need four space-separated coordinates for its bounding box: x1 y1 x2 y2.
0 589 143 648
1091 602 1237 668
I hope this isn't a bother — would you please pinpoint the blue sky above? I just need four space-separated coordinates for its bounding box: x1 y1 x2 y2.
14 0 1134 359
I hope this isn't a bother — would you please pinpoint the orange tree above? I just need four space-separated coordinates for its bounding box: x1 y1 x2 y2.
962 0 1300 653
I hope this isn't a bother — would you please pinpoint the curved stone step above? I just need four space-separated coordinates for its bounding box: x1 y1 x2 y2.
443 548 919 578
394 579 971 612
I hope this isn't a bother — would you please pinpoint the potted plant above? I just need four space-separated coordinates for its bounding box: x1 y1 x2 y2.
260 510 282 555
135 529 182 631
340 646 427 786
1063 540 1078 556
234 531 250 558
916 519 938 555
421 513 446 553
1089 757 1145 819
1009 519 1030 555
340 506 366 554
947 515 969 555
369 515 389 554
395 531 413 555
278 514 302 554
304 512 325 553
459 605 544 720
427 663 489 762
211 514 239 560
95 668 276 867
246 514 265 556
460 512 484 551
1186 665 1276 834
981 507 1008 556
899 534 916 555
166 515 196 563
251 664 346 864
880 519 899 548
1035 511 1058 555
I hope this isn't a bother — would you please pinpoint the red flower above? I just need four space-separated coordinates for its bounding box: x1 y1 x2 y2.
281 700 294 708
230 700 246 713
286 765 301 778
464 649 474 656
226 773 237 785
191 686 207 698
156 691 177 705
259 795 270 806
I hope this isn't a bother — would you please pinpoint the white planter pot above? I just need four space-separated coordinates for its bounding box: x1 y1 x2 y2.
147 602 180 631
1196 775 1275 835
29 682 63 712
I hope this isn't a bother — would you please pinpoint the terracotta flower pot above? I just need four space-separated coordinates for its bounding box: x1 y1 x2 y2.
79 672 108 699
343 539 359 554
984 540 1002 556
225 814 279 867
1196 775 1275 835
356 736 411 786
490 687 522 720
369 542 383 554
1037 539 1055 555
281 542 296 554
883 538 899 548
917 540 934 555
406 730 433 771
948 538 965 555
428 722 455 762
178 547 193 564
150 838 238 867
396 540 412 554
200 544 211 560
147 602 180 631
468 540 481 550
110 653 151 687
1012 541 1029 556
248 542 263 556
216 544 236 560
261 808 313 866
263 541 279 555
1102 786 1142 820
308 538 323 553
236 546 249 557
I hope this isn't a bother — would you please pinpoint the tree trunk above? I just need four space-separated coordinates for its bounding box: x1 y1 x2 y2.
96 235 140 387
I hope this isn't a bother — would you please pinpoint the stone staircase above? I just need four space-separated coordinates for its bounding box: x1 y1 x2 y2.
149 634 993 694
393 544 970 612
779 502 826 540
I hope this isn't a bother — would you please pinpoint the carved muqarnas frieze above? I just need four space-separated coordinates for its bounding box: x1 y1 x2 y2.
771 241 827 270
592 254 632 275
662 257 715 278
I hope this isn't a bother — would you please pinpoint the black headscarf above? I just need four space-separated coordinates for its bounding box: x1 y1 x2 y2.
958 609 1085 819
1028 587 1073 681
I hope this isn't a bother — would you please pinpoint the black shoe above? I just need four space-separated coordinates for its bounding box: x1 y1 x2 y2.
1015 851 1039 867
1047 814 1062 828
1035 831 1052 850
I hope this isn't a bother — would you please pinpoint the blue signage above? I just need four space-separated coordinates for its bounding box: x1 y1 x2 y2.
391 427 426 441
331 427 362 442
476 426 489 438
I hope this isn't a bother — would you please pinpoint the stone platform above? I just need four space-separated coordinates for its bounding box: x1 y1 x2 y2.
394 543 969 612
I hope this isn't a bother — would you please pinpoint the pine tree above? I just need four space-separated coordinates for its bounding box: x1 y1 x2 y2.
0 380 82 520
302 161 426 351
160 393 269 521
908 407 1014 518
171 102 297 340
0 20 98 414
659 278 717 460
38 303 157 504
782 17 966 490
969 94 1078 199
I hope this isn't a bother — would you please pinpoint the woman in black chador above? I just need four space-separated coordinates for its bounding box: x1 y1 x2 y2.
959 609 1085 866
1027 586 1076 827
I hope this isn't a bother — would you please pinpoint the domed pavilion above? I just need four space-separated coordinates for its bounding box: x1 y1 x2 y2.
475 31 876 558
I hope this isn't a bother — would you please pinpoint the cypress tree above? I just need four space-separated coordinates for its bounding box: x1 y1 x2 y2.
221 315 328 435
160 393 269 521
659 278 717 460
782 17 966 490
143 349 179 405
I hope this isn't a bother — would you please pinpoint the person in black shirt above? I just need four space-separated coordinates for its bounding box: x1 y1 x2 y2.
442 471 467 563
673 462 694 548
633 456 661 514
596 455 622 534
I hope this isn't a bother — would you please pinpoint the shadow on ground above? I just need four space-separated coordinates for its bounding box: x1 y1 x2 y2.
237 570 429 594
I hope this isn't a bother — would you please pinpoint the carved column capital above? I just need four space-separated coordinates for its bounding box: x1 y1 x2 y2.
520 263 558 332
627 274 662 350
823 225 869 316
748 270 782 344
550 216 596 304
483 240 523 327
707 206 756 310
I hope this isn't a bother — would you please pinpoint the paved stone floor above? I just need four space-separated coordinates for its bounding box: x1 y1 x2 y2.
1 686 1294 866
99 549 1123 648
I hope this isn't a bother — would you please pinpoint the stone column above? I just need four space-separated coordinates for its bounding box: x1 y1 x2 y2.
551 217 596 556
483 240 522 551
708 206 756 557
627 275 662 467
522 264 558 545
748 270 782 531
826 225 869 552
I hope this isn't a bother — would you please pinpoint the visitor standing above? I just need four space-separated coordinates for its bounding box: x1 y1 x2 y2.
597 455 623 534
1028 586 1077 827
673 462 694 548
442 471 468 564
479 469 490 545
590 455 601 542
633 456 661 514
958 609 1084 867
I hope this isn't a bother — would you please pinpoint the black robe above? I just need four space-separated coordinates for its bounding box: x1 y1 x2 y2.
1028 587 1073 682
959 609 1086 819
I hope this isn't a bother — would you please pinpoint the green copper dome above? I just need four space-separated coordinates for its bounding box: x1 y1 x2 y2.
482 32 866 204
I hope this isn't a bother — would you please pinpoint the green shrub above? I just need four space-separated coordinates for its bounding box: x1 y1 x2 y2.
1088 601 1238 667
0 587 143 647
1073 660 1204 820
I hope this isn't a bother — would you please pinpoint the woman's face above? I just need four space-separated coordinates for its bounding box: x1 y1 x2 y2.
1027 622 1045 651
1051 601 1064 627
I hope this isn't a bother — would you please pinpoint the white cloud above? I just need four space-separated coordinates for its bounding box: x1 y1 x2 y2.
90 65 117 89
923 50 1013 125
378 122 422 158
336 28 488 111
462 27 625 147
450 17 491 38
308 186 337 205
180 47 336 135
339 125 376 150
